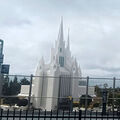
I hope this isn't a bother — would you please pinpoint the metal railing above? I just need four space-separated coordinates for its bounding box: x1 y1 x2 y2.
0 109 81 120
1 109 120 120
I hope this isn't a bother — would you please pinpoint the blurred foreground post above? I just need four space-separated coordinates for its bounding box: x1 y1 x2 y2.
28 74 33 109
102 87 107 115
0 40 4 105
85 76 89 112
112 77 116 112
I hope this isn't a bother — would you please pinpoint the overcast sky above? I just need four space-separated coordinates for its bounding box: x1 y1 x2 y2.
0 0 120 77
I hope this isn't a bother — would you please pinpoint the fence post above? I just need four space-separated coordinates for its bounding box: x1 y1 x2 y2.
0 74 3 105
79 110 82 120
57 76 61 110
112 77 116 112
0 108 3 119
85 76 89 112
28 74 33 109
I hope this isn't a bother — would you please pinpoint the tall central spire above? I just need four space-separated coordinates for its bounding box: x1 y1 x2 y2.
67 28 70 50
57 17 64 45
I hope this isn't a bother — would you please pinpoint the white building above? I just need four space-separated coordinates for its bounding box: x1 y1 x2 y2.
78 86 95 97
32 19 82 110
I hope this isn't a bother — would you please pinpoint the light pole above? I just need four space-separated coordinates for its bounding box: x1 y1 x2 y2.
0 39 4 106
102 83 108 115
0 40 4 95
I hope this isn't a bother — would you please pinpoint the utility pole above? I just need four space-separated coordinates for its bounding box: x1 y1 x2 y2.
0 39 4 97
28 74 33 109
102 83 108 115
85 76 89 112
0 39 4 106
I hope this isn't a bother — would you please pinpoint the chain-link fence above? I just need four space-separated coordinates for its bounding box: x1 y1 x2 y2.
0 75 120 112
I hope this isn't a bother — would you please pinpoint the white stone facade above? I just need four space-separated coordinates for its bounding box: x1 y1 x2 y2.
32 19 82 110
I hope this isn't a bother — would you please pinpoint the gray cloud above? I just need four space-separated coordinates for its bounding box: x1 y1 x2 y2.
0 0 120 77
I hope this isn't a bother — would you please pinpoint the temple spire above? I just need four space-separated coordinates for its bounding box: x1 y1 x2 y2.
40 56 44 65
67 28 70 50
57 17 64 45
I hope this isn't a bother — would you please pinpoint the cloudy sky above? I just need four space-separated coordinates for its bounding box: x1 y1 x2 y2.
0 0 120 77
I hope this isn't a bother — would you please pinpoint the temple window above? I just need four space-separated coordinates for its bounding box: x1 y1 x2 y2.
59 56 64 67
60 48 62 52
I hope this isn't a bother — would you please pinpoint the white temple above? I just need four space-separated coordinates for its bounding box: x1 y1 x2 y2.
32 19 82 110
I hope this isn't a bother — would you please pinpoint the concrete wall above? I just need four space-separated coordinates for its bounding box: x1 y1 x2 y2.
20 85 30 95
78 86 95 97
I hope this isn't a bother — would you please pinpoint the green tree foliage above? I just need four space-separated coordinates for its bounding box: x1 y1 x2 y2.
2 76 21 95
20 77 30 85
2 76 30 96
3 97 19 106
93 102 100 107
58 98 73 110
80 95 92 107
9 76 21 95
2 76 10 95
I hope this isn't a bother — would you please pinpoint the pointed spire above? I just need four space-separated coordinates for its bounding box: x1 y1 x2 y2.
75 58 77 66
40 56 44 65
57 17 64 45
67 28 70 50
79 65 81 73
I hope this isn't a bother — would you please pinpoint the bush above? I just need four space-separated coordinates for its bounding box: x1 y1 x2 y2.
17 99 28 106
3 97 19 106
80 95 92 107
93 102 100 107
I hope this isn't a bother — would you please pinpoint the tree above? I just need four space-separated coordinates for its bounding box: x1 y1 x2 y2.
2 76 21 105
9 76 21 95
17 99 28 106
3 76 21 95
80 95 92 107
4 97 19 106
58 97 73 110
20 77 30 85
2 76 10 95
